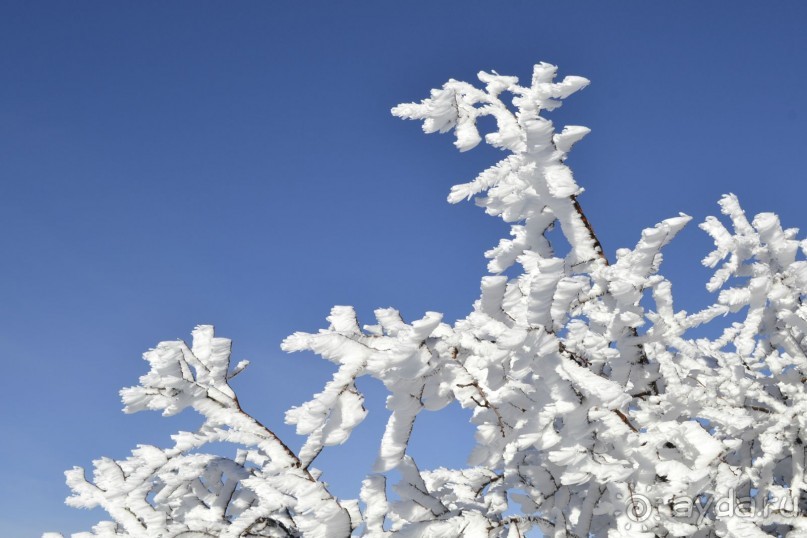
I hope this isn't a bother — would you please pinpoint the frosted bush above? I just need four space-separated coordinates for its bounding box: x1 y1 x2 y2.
50 62 807 537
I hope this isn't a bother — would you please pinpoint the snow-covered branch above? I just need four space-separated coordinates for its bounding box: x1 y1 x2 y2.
51 62 807 537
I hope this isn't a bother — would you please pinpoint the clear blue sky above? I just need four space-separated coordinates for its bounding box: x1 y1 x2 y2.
1 2 806 535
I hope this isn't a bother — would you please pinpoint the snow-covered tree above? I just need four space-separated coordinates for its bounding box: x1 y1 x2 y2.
48 62 807 537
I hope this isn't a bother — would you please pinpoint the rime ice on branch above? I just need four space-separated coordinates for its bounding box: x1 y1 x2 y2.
56 326 356 538
52 63 807 537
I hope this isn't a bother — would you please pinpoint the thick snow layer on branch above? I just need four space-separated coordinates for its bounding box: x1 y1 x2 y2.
53 62 807 537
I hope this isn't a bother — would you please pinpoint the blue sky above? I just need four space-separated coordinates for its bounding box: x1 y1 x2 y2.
2 2 806 535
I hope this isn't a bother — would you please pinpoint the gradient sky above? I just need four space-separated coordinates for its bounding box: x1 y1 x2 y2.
2 2 807 535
